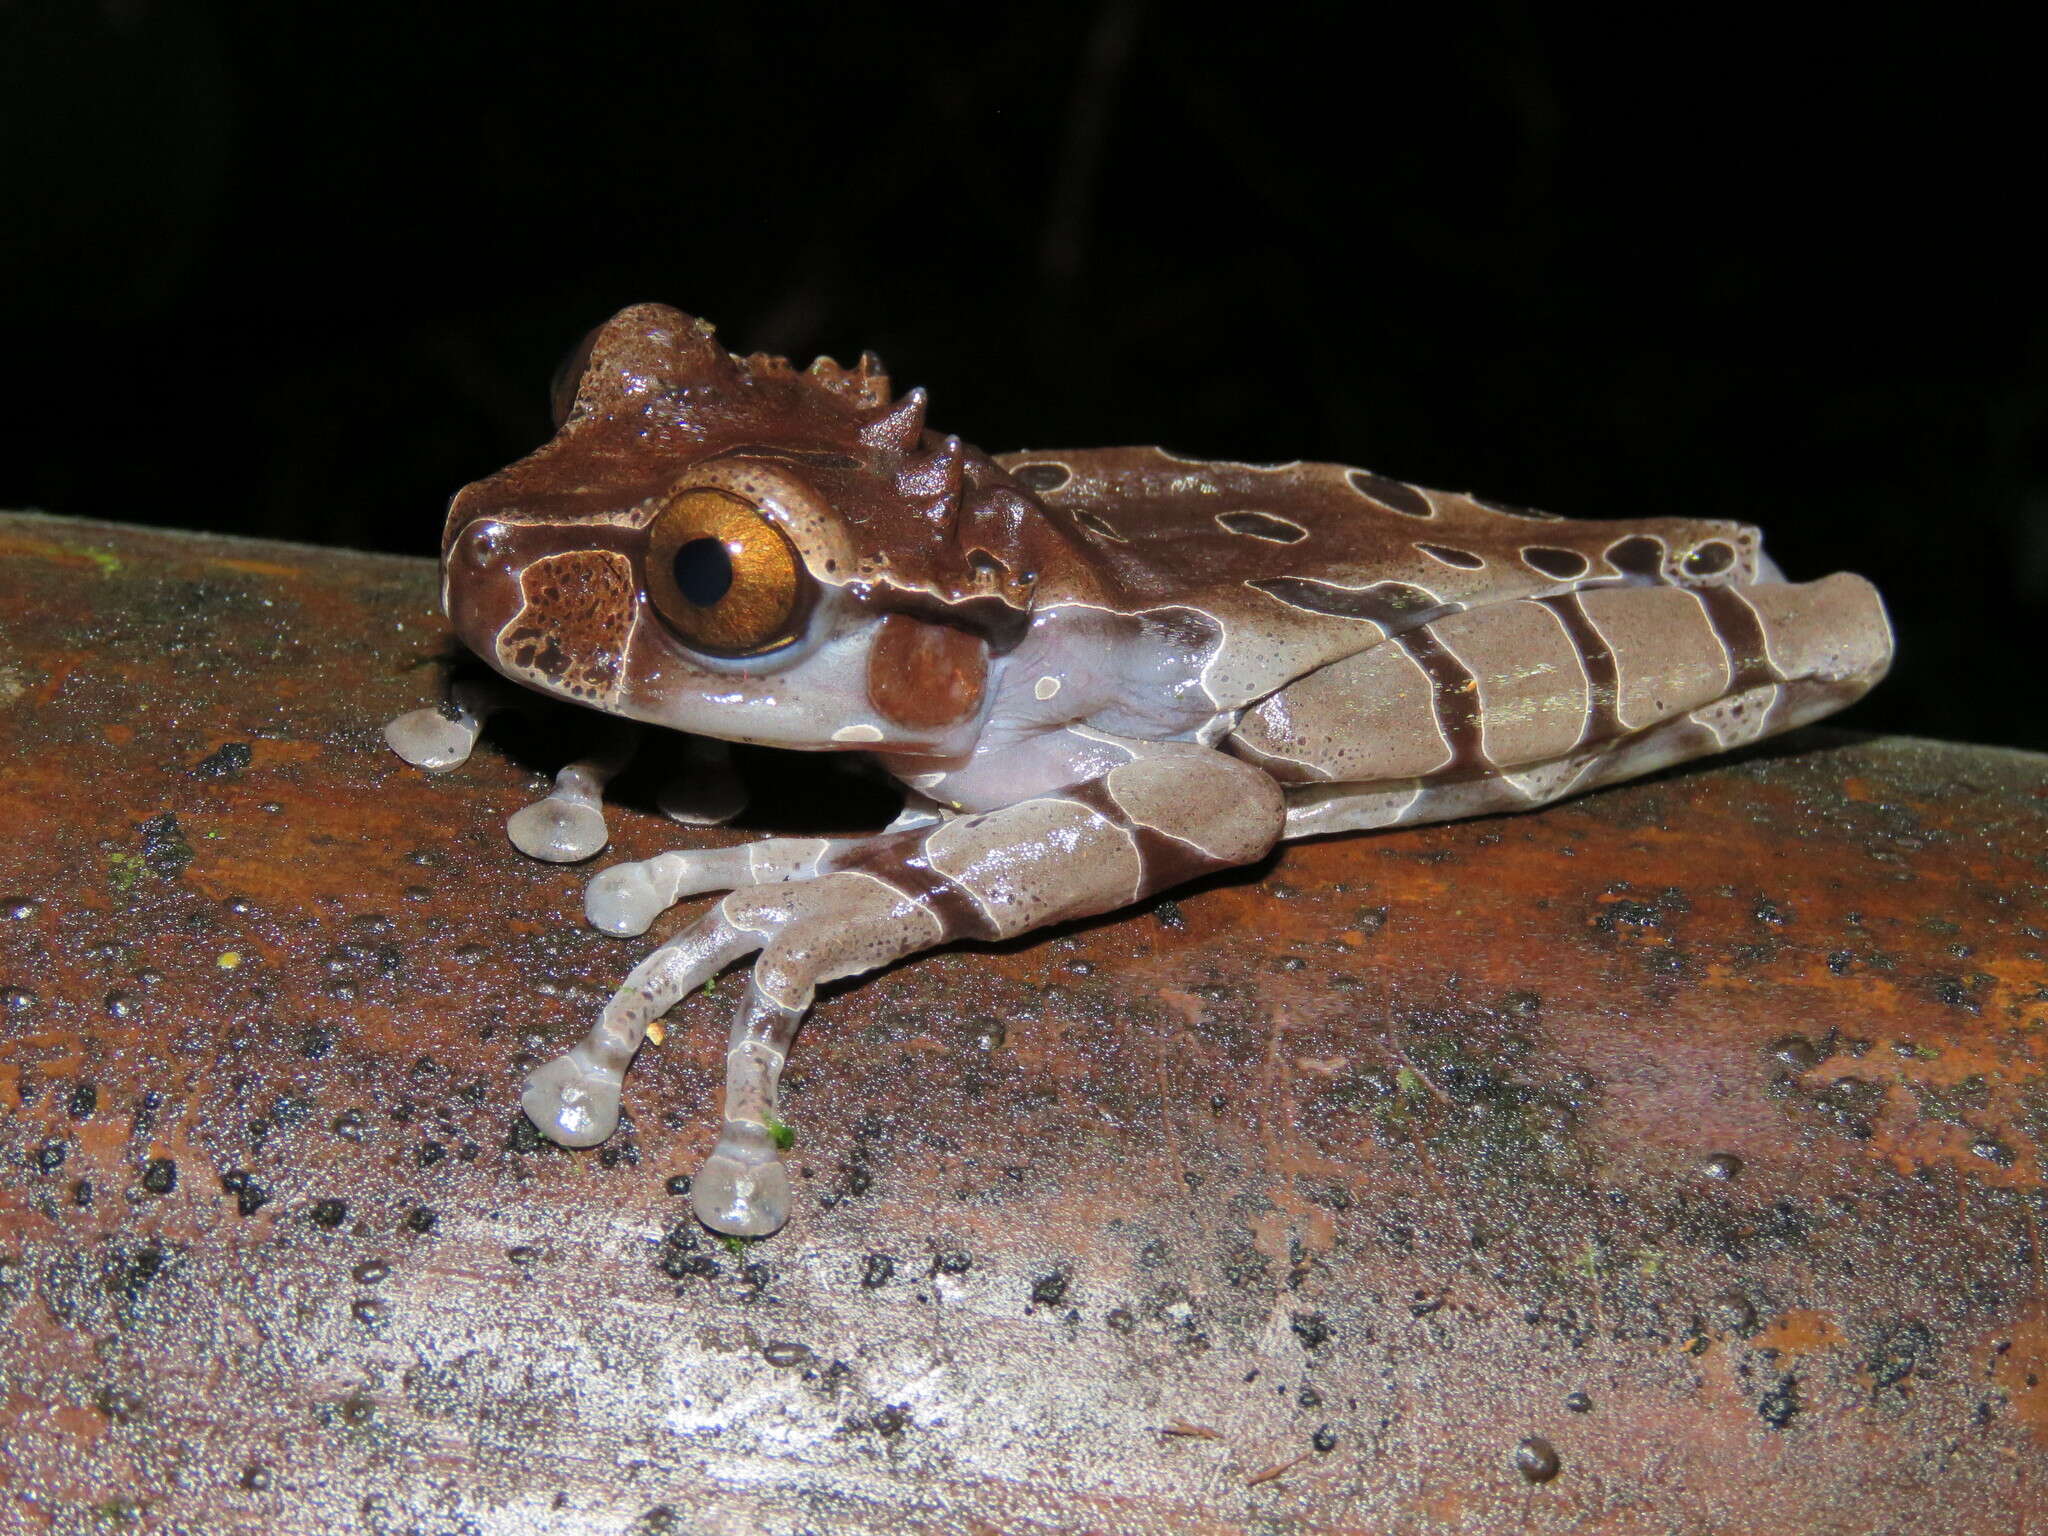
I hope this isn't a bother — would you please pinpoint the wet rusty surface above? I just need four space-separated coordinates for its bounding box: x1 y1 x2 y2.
1 509 2045 1535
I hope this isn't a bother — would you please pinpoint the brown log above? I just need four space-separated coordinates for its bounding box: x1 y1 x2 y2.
0 511 2043 1534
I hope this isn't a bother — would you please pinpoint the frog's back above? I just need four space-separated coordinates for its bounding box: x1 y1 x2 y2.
996 445 1771 711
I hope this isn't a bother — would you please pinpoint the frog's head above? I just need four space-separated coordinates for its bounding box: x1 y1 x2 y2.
440 305 1087 755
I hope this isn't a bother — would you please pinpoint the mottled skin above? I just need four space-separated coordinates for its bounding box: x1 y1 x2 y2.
386 303 1893 1235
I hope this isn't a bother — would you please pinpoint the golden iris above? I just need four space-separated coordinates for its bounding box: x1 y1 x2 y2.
645 488 808 655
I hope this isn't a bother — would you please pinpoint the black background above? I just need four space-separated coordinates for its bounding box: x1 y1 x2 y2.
3 4 2039 748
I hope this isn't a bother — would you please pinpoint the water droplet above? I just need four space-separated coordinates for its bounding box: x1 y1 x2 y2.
1 988 34 1014
67 1083 98 1119
1514 1436 1561 1482
664 1174 692 1196
1564 1391 1593 1413
352 1259 390 1285
351 1297 387 1325
141 1159 177 1195
1700 1152 1743 1180
1768 1035 1822 1071
5 898 41 921
104 990 138 1019
404 1206 437 1234
761 1340 814 1367
240 1465 272 1492
1312 1425 1338 1453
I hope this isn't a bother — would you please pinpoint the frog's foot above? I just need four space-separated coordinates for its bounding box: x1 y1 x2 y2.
522 915 757 1148
692 987 800 1237
383 679 513 770
519 1040 626 1146
507 720 638 863
657 737 748 827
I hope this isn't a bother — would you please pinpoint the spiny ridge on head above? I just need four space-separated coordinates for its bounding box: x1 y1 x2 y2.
558 304 1087 608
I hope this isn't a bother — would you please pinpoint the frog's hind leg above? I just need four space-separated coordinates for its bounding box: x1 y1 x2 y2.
1278 571 1892 839
507 717 638 863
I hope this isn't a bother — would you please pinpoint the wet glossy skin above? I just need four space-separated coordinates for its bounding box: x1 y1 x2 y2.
386 303 1893 1235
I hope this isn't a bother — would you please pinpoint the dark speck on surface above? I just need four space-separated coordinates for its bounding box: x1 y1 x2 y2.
1759 1377 1802 1429
1290 1312 1332 1350
1030 1271 1069 1306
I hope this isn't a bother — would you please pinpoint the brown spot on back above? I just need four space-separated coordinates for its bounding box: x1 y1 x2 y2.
1415 543 1485 570
1605 534 1667 581
866 614 989 730
1683 541 1736 578
1217 510 1308 544
1522 546 1591 580
1010 462 1071 492
1248 577 1462 634
1345 470 1435 519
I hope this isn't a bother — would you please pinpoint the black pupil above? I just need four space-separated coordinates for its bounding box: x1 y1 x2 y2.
673 538 734 607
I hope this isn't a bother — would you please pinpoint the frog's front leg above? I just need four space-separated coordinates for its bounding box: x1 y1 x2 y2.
521 746 1285 1235
383 676 529 770
506 716 638 862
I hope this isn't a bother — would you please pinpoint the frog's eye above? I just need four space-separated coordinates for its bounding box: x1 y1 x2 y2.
645 488 809 655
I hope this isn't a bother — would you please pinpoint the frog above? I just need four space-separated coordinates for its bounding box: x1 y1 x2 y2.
385 303 1893 1236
